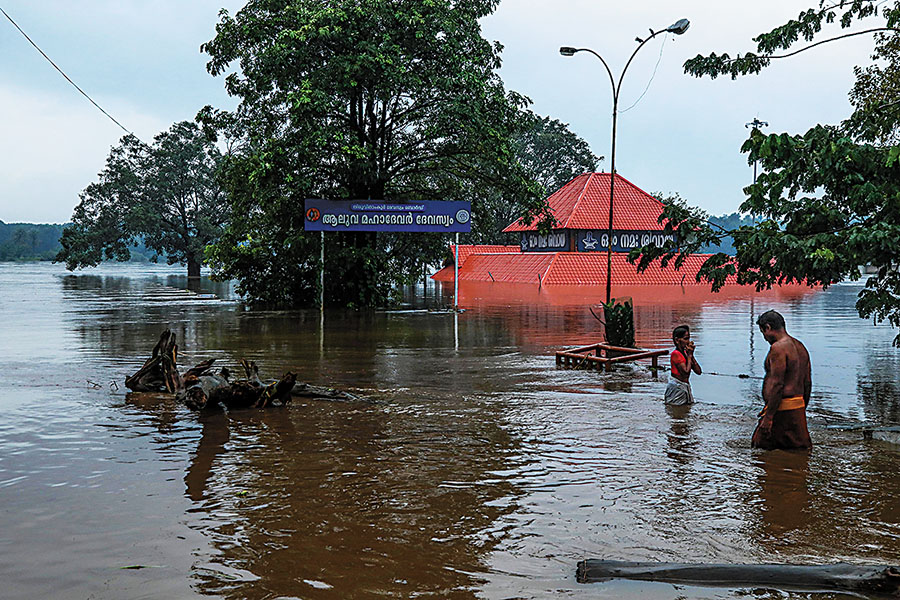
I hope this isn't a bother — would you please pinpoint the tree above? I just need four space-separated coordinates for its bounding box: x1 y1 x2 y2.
56 121 226 277
465 111 601 245
631 1 900 344
199 0 560 307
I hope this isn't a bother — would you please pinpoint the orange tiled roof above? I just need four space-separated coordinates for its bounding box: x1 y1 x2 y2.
452 253 555 283
450 244 519 266
503 173 666 232
433 251 733 286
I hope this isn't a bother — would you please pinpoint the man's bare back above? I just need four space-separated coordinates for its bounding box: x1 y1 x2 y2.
753 310 812 450
764 335 811 406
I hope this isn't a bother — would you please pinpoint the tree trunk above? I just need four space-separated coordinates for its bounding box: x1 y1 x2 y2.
576 560 900 595
187 257 201 278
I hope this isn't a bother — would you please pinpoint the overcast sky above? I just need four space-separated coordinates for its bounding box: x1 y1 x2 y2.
0 0 878 223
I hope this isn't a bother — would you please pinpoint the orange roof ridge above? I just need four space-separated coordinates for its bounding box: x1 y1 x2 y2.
563 172 594 229
613 172 666 210
542 252 559 284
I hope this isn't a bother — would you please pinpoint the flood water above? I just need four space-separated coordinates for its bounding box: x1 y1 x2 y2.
1 262 899 599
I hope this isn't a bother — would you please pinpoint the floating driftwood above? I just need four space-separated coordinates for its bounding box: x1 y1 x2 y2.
576 560 900 596
125 330 181 393
180 358 297 411
125 330 362 410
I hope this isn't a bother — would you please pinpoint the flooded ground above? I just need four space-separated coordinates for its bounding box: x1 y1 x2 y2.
1 262 898 599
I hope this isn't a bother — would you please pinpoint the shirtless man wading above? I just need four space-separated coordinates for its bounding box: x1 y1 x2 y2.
752 310 813 450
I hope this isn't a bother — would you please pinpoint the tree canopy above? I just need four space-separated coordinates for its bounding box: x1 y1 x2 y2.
632 0 900 344
200 0 587 307
465 111 600 245
56 121 226 277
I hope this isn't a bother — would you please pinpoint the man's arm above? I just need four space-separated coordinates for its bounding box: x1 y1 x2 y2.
803 350 811 407
691 356 702 375
686 341 701 375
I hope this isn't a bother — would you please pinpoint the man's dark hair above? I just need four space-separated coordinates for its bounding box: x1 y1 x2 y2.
756 310 785 331
672 325 690 342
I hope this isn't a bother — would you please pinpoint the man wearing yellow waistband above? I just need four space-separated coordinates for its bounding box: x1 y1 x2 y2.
752 310 812 450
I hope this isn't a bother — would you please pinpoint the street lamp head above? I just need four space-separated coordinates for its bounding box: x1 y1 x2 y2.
559 46 578 57
666 18 690 35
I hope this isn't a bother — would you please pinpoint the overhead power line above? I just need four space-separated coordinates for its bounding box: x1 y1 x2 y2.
0 6 131 135
620 32 668 114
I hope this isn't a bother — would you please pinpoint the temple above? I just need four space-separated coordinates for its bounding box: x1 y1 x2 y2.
433 172 718 286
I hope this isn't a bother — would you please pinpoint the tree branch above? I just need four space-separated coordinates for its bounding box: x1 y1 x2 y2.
766 27 900 59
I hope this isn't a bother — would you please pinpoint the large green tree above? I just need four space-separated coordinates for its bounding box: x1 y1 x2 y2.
632 1 900 343
466 110 601 245
56 121 226 277
199 0 561 307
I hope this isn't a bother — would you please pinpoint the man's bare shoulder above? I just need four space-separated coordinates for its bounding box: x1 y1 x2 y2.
789 335 810 357
770 337 793 353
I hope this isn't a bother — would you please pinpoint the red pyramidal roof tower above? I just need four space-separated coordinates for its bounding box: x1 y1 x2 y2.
503 172 666 233
433 172 727 287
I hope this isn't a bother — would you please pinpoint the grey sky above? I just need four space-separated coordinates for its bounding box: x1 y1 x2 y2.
0 1 877 223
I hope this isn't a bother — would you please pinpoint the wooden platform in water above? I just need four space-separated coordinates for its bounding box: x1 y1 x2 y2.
555 343 668 373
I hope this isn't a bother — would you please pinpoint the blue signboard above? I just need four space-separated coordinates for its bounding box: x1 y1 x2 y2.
519 230 569 252
576 230 677 253
304 199 471 233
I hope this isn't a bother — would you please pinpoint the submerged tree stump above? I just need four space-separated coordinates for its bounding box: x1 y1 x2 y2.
576 560 900 596
180 358 297 411
125 330 361 410
125 330 181 393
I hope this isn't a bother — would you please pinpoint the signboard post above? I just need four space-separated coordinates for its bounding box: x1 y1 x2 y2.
454 233 459 309
305 199 472 309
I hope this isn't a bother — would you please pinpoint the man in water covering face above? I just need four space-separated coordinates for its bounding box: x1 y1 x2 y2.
752 310 812 450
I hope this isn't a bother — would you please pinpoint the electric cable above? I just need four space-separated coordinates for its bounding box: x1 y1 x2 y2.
620 32 668 114
0 6 131 134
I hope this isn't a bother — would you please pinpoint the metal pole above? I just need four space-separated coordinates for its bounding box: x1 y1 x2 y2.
319 230 324 312
745 118 768 188
606 98 617 304
566 32 669 305
454 232 459 309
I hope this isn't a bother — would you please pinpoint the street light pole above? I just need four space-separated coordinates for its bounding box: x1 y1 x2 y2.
745 117 769 185
561 18 689 304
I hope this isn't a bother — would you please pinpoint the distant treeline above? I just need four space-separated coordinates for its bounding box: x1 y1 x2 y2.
701 212 760 255
0 213 754 262
0 221 65 261
0 220 158 262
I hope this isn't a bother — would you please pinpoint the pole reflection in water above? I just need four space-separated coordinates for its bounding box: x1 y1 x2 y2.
2 264 900 600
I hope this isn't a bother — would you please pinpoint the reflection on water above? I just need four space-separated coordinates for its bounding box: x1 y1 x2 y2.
1 263 900 599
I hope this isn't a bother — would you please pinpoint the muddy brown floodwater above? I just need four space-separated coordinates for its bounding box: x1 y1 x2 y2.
1 262 899 599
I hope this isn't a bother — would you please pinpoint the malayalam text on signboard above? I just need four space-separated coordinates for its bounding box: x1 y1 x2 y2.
575 230 677 253
304 199 471 233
